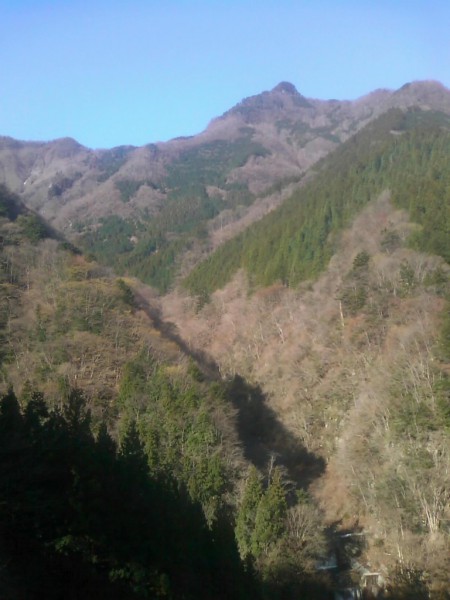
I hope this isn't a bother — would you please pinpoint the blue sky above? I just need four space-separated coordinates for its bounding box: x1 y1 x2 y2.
1 0 449 148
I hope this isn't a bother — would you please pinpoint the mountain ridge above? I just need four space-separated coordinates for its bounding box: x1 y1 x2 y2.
0 79 449 597
1 79 449 294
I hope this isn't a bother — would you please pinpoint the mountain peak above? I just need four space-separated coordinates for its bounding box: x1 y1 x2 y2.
218 81 312 124
397 79 448 93
391 80 450 112
272 81 299 95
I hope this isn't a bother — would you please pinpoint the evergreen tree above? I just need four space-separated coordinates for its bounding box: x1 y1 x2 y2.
0 387 262 599
251 467 287 559
235 466 264 559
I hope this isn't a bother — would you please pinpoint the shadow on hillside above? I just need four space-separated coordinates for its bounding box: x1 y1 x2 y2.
133 290 325 490
133 290 221 378
226 375 326 489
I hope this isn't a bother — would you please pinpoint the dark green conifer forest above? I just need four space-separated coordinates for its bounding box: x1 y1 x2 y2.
184 109 450 296
0 388 259 599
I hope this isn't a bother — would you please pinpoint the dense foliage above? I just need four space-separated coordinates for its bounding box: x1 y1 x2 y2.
0 388 257 599
0 183 23 220
1 101 449 597
184 109 450 297
0 183 49 241
116 353 236 524
0 189 333 598
80 134 266 292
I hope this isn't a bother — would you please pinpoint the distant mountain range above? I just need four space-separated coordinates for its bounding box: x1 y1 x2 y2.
1 80 449 291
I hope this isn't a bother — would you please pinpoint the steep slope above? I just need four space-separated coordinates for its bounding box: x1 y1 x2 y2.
184 107 450 296
0 184 247 524
0 185 339 599
0 388 261 600
162 110 450 595
1 82 450 597
1 81 449 293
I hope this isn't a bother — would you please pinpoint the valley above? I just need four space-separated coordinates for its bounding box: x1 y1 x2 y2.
0 80 449 599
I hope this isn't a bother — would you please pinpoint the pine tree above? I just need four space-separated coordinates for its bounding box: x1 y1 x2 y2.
251 467 287 558
235 466 264 559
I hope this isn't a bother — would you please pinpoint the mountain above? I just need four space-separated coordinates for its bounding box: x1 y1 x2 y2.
0 184 265 598
1 80 449 293
163 104 450 596
184 107 450 296
0 80 449 598
0 184 334 598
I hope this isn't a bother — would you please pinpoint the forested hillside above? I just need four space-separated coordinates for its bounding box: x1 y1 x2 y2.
1 184 252 598
0 185 336 598
78 133 266 292
163 109 450 597
1 83 450 598
0 388 260 599
184 108 450 297
2 81 449 296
